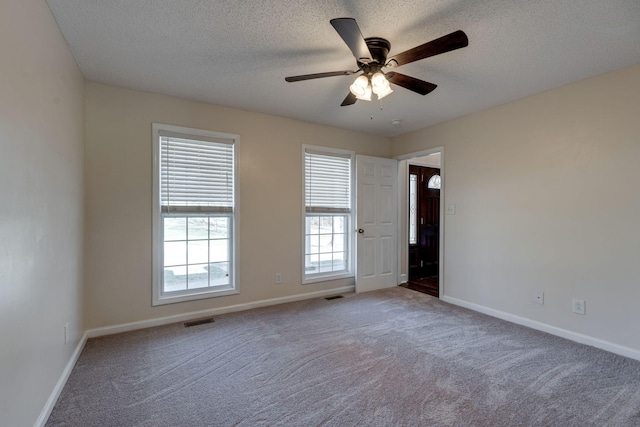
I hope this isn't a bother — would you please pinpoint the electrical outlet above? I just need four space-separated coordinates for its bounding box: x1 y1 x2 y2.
572 298 585 315
275 273 282 284
446 204 456 215
64 322 70 344
534 291 544 305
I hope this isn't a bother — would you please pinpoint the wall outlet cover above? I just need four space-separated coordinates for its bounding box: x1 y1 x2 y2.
572 298 586 315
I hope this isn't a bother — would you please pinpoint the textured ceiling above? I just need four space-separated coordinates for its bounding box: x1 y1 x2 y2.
47 0 640 137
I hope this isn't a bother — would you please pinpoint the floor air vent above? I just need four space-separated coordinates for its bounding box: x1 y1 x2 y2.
325 295 344 301
184 317 214 327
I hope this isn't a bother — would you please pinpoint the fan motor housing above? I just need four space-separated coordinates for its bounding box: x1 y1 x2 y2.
360 37 390 69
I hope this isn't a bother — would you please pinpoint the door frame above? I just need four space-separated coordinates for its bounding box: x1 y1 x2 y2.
395 147 445 297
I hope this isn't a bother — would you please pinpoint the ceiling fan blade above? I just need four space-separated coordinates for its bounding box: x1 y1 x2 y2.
285 70 357 82
386 72 437 95
386 30 468 67
330 18 373 63
340 92 357 106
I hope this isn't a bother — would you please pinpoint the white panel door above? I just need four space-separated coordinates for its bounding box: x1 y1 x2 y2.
356 155 398 293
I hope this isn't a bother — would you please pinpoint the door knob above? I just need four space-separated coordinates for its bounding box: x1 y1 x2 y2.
358 228 364 234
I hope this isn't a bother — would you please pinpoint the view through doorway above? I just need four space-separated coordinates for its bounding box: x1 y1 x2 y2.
405 165 440 297
398 151 442 298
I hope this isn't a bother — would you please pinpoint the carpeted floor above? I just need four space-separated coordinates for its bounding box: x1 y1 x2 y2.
46 287 640 426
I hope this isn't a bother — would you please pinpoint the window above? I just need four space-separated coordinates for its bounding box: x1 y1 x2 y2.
303 146 354 282
427 174 441 189
409 173 418 245
152 124 238 305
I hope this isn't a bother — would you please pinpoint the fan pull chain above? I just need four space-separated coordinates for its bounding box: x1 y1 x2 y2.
369 100 385 121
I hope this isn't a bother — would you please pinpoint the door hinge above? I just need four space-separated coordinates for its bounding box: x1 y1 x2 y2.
420 260 423 267
421 218 424 225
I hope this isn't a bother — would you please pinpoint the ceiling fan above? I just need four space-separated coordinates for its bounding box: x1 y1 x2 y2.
285 18 468 106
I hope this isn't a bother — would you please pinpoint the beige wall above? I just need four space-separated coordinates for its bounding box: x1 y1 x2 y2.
392 64 640 351
0 0 85 425
84 83 391 329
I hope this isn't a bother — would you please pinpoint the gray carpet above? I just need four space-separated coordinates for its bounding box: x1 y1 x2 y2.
46 287 640 426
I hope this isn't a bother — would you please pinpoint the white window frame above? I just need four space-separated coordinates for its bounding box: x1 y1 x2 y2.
152 123 239 306
302 145 355 284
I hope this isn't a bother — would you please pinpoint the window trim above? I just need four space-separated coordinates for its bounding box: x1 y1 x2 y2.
152 123 240 306
301 145 355 284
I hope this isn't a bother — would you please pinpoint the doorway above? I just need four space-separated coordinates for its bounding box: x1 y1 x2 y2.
404 165 440 297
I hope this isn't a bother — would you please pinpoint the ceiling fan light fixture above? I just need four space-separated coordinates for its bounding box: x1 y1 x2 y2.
370 72 387 89
371 72 393 99
356 83 372 101
375 84 393 100
284 19 468 107
349 75 369 97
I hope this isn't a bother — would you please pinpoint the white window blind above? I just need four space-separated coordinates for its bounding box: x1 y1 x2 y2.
160 132 234 214
305 150 351 213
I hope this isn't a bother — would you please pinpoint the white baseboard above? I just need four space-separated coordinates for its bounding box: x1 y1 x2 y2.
35 331 89 427
441 295 640 362
88 286 354 338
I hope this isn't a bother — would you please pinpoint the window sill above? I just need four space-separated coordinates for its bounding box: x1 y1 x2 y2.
303 272 354 285
152 286 238 306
